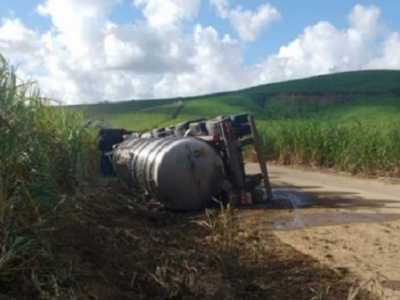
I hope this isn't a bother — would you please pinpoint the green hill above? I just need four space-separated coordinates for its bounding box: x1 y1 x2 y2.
72 69 400 178
71 69 400 130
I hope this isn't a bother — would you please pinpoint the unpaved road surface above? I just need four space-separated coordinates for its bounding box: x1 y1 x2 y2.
246 163 400 300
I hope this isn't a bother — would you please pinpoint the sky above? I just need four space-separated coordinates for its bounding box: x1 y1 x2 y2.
0 0 399 104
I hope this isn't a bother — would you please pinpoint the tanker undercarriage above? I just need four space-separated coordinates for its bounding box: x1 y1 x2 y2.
97 113 273 213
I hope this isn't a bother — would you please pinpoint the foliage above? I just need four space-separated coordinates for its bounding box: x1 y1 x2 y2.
0 54 99 297
258 119 400 177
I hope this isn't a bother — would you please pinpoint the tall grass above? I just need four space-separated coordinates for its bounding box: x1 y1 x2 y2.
0 54 99 295
258 119 400 177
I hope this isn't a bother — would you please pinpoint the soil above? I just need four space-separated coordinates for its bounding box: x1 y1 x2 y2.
245 164 400 300
0 181 375 300
4 163 394 300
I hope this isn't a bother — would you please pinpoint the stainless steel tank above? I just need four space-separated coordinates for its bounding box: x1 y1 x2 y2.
111 137 226 212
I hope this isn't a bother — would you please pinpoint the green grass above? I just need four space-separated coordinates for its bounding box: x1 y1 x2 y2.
258 119 400 176
0 54 99 296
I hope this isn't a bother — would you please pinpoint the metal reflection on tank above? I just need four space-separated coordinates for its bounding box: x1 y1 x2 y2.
112 137 226 212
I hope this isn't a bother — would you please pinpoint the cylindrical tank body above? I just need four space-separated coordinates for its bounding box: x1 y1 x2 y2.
111 137 226 212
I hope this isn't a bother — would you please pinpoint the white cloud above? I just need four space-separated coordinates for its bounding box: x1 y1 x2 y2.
103 23 194 73
0 19 40 54
0 2 399 104
228 5 281 41
36 0 118 60
153 24 249 97
210 0 281 41
133 0 201 28
348 4 383 39
367 33 400 69
250 4 397 85
209 0 229 17
0 0 198 102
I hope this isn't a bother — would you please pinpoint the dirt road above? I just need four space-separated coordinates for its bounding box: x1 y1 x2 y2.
245 163 400 300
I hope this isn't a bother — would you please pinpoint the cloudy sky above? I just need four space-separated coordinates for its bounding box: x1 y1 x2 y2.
0 0 399 104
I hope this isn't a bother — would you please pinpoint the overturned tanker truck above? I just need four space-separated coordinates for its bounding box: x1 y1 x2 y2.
97 113 273 213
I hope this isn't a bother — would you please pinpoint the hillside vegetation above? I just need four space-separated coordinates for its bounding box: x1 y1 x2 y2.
75 70 400 178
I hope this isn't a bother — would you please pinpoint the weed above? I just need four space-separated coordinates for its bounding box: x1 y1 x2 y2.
310 286 331 300
193 199 240 253
347 274 387 300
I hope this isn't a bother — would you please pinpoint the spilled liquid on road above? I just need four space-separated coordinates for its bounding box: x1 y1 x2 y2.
243 187 311 230
268 187 397 230
271 188 310 231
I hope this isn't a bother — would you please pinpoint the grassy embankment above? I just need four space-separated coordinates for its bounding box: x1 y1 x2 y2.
0 54 381 299
74 70 400 178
